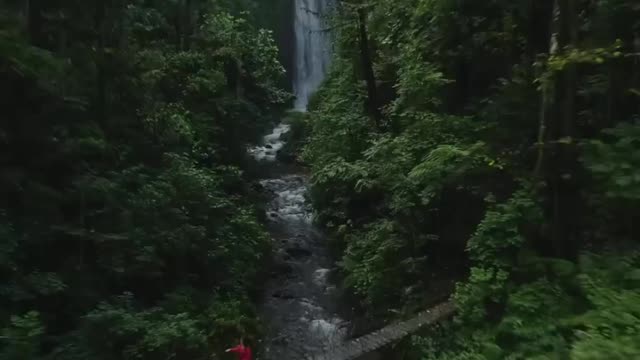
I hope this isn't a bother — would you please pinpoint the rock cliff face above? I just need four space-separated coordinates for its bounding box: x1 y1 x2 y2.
257 0 333 106
292 0 333 110
256 0 296 91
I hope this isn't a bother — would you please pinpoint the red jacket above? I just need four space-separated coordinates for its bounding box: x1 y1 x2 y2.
228 344 252 360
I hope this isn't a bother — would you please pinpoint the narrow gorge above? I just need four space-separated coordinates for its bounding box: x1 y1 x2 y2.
252 1 345 359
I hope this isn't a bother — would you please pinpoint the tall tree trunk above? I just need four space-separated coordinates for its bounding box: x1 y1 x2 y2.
236 59 244 99
561 0 578 137
23 0 30 30
535 0 582 259
550 0 580 259
174 1 183 51
95 0 107 125
117 0 129 49
28 0 44 47
634 32 640 114
225 58 244 99
534 0 560 177
357 8 382 130
183 0 194 50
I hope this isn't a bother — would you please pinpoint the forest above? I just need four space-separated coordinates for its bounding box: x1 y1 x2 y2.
1 0 289 359
301 0 640 358
1 0 639 359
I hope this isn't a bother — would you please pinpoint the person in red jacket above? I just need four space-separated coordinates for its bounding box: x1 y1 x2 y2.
225 338 252 360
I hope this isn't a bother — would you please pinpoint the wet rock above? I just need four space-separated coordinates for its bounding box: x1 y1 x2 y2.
272 290 295 300
273 336 289 345
313 268 331 286
271 262 294 277
286 246 312 258
358 351 384 360
277 150 297 163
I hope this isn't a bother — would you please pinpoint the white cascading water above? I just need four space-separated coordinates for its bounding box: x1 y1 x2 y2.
293 0 333 110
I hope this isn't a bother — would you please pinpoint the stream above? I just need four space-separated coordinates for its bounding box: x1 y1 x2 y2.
250 125 347 360
250 1 345 358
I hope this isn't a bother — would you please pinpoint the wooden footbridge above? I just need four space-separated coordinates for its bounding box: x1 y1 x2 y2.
304 301 456 360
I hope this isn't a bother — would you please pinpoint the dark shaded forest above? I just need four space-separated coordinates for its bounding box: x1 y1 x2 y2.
299 0 640 358
1 0 290 359
2 0 640 359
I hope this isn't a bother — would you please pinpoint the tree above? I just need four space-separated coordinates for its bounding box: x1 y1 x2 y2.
0 0 287 358
302 0 640 358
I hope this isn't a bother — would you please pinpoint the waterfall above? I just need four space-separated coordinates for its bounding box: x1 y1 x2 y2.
293 0 333 110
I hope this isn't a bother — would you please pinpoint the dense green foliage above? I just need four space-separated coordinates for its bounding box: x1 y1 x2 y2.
303 0 640 358
4 0 640 358
0 0 289 359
